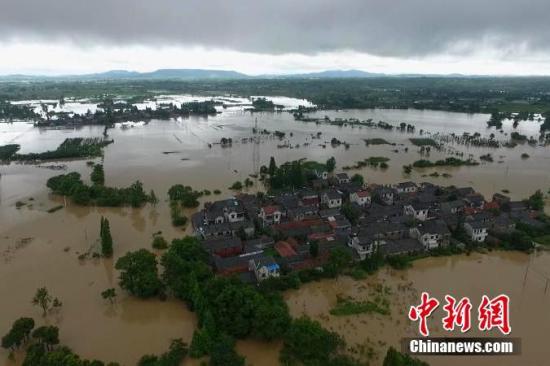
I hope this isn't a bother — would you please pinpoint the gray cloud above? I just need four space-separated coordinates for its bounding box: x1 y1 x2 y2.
1 0 549 57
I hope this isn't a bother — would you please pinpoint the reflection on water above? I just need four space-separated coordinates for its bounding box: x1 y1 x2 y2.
1 105 549 365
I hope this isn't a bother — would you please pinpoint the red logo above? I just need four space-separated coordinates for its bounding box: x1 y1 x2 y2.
409 293 511 336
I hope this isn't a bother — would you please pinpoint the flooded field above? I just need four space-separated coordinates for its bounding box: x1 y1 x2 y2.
285 250 550 366
1 100 549 365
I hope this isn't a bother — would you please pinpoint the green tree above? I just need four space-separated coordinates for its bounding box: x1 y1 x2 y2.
383 347 428 366
209 334 245 366
341 203 361 225
527 190 545 210
281 317 344 365
309 241 319 258
268 156 277 176
32 287 60 316
90 164 105 186
138 339 188 366
100 216 114 257
1 317 35 350
152 235 169 250
149 190 159 206
101 288 117 304
326 157 336 173
115 249 162 298
32 326 59 351
350 173 364 186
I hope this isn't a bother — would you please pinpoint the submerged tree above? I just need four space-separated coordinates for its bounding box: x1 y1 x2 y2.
115 249 162 298
101 288 117 304
100 216 114 257
1 317 35 351
32 287 62 316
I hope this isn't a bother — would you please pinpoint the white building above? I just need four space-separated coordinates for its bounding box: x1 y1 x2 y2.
464 221 488 242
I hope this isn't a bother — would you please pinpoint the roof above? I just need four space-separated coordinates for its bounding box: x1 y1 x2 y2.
397 181 417 189
465 220 488 230
262 205 281 215
275 241 298 257
323 190 342 200
417 220 450 235
203 237 242 251
355 190 371 198
336 173 350 180
254 256 280 270
381 239 424 256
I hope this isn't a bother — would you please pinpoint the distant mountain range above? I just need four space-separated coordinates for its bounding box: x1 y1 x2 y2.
0 68 499 81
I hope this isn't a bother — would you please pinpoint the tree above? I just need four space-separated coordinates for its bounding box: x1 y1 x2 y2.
32 326 59 351
341 203 361 225
90 164 105 186
350 173 364 186
324 248 352 277
138 339 187 366
527 190 545 211
115 249 162 298
309 241 319 258
149 190 158 206
32 287 57 316
209 334 245 366
101 288 117 304
152 235 169 250
326 157 336 172
383 347 428 366
268 156 277 176
2 317 35 350
281 317 344 365
100 216 114 257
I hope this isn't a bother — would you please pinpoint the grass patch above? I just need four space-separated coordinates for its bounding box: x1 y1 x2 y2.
409 138 438 147
330 296 390 316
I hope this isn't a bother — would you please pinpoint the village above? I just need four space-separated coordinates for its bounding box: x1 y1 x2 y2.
192 166 545 284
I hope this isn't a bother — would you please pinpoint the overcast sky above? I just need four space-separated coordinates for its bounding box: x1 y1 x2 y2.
1 0 549 75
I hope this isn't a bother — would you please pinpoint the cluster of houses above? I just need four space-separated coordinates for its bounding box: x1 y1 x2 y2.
192 171 540 283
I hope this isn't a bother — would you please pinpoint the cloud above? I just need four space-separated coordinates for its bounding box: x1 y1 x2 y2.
1 0 549 57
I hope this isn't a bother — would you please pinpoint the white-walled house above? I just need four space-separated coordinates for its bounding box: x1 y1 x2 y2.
321 190 343 208
395 181 418 194
404 202 431 221
259 205 282 226
410 220 450 250
350 190 371 206
348 234 379 260
464 221 488 242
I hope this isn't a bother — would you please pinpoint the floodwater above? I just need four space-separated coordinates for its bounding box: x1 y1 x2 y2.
1 99 549 365
284 251 550 366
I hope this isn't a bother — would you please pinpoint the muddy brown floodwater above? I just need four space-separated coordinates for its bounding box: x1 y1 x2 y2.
283 251 550 366
1 102 549 365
